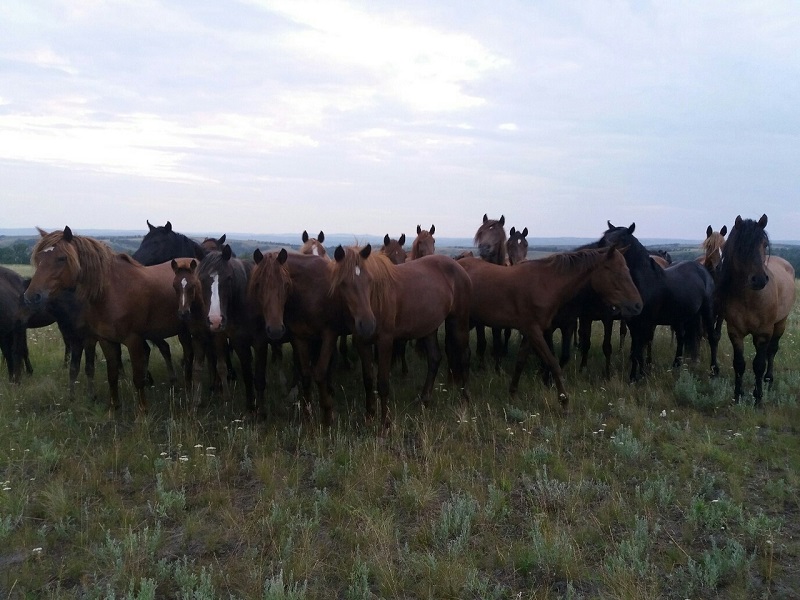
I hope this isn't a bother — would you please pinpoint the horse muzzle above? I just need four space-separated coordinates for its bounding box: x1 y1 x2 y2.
749 274 768 290
265 323 286 341
23 290 48 307
208 314 226 332
355 317 377 339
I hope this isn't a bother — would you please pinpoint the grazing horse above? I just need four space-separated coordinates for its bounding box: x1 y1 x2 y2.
132 220 206 264
23 227 191 413
197 245 267 415
330 245 472 428
410 225 435 259
300 230 328 258
599 222 719 381
249 249 354 424
459 246 642 405
472 214 507 369
717 214 795 403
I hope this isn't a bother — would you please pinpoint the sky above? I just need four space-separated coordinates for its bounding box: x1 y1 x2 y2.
2 0 799 241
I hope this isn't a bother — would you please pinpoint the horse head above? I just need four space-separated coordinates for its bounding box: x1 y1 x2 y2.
332 244 377 338
474 214 507 265
250 248 291 341
723 214 770 291
506 226 529 265
381 233 408 265
171 258 201 322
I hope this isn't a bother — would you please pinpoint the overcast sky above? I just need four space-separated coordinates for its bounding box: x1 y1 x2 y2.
2 0 799 241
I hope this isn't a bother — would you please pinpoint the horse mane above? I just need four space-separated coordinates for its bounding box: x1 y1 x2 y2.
411 230 434 259
33 230 117 303
533 248 610 275
329 246 396 315
718 218 770 292
251 252 292 295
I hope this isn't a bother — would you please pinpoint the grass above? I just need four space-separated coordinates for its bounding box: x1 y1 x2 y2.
1 282 799 598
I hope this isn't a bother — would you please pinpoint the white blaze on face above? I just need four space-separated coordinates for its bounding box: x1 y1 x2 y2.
355 265 361 277
42 246 55 253
208 272 222 329
179 277 188 310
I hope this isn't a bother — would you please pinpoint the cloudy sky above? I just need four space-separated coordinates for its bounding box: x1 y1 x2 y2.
2 0 799 241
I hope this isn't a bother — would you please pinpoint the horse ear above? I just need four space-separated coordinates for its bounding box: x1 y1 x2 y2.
318 231 325 243
190 259 197 271
499 216 505 226
607 220 614 230
36 227 49 237
384 234 390 245
302 230 309 243
253 248 263 264
706 225 713 238
219 234 226 244
334 245 345 262
399 233 405 245
222 244 232 261
165 221 172 232
509 227 516 236
758 214 768 228
63 226 73 242
734 216 743 228
628 223 636 234
522 227 528 237
278 248 288 264
147 220 155 232
171 259 178 272
360 244 372 259
417 224 422 234
720 225 727 236
430 224 435 235
483 214 488 223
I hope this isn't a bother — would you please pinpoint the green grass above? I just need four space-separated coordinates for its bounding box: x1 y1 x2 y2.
1 283 799 598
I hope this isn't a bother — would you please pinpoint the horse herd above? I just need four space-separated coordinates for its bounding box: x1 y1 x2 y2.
0 213 795 428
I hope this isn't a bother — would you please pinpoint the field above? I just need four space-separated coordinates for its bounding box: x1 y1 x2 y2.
1 273 799 599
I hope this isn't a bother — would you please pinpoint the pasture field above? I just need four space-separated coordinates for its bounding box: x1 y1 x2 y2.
1 282 799 599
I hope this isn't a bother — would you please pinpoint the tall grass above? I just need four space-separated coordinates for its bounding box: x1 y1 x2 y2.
1 282 799 598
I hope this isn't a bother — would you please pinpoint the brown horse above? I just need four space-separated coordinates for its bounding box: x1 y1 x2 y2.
717 214 795 403
700 225 727 273
472 214 507 368
24 227 191 413
249 249 354 424
300 230 329 259
201 234 228 254
458 246 643 405
410 225 435 259
381 233 408 265
506 226 529 266
330 245 472 427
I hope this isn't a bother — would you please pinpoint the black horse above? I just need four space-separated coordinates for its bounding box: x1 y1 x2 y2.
132 220 206 265
598 222 719 381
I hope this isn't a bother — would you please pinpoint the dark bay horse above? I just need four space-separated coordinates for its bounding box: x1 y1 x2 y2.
300 230 328 259
330 245 472 428
197 245 267 415
599 222 719 382
717 214 795 402
506 226 529 266
410 225 435 259
249 249 354 425
459 247 642 405
472 214 507 369
24 227 191 413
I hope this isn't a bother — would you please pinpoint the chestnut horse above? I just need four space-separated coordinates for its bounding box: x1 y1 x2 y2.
410 225 435 259
300 230 329 259
381 233 408 265
249 249 354 424
330 245 472 427
458 246 643 405
717 214 795 403
472 214 507 369
24 227 191 413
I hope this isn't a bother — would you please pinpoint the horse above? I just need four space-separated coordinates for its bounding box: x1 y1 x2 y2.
330 245 472 428
132 220 206 264
249 249 354 425
381 233 408 265
717 214 795 403
201 234 232 254
0 267 28 382
23 227 192 414
458 246 642 405
472 214 507 369
410 225 435 259
598 222 719 382
506 226 529 266
300 230 329 259
700 225 727 273
197 245 267 415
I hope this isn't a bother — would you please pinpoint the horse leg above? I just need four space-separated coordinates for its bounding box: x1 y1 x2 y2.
672 324 685 368
83 339 97 403
701 300 720 376
127 337 151 414
560 321 575 369
513 330 568 405
225 338 237 381
602 319 614 379
444 316 470 400
375 337 395 429
151 338 176 386
99 340 121 414
338 333 351 370
578 317 592 371
728 329 746 402
491 326 503 371
541 329 555 385
233 339 254 417
627 324 649 382
751 336 770 404
312 331 341 425
350 337 377 425
619 320 628 351
252 337 268 417
475 325 487 369
418 333 441 404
